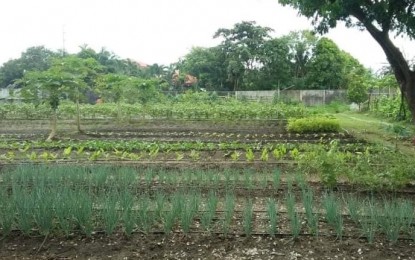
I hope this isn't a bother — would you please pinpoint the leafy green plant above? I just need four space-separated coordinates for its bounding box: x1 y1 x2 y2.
88 149 103 161
245 148 255 162
149 145 160 159
260 148 269 161
27 151 38 161
63 146 72 158
272 145 286 160
287 117 340 133
189 150 201 161
175 152 184 161
230 151 241 161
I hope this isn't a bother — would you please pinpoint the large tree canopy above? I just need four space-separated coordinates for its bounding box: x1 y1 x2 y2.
214 21 273 90
279 0 415 121
0 46 57 88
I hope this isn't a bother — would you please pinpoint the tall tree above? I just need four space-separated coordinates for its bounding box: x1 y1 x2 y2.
0 46 57 88
279 0 415 121
214 21 273 90
305 37 346 89
18 55 101 140
179 47 228 90
258 37 293 89
282 31 318 88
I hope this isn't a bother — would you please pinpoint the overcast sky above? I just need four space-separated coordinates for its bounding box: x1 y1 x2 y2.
1 0 414 71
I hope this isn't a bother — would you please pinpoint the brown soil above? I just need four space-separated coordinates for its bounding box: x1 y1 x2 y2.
1 232 414 260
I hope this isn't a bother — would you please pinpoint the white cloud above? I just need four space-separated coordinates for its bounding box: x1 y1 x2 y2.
0 0 413 70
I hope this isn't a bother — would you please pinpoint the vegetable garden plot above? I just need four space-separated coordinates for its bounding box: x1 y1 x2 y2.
0 165 414 244
1 103 415 258
0 102 308 121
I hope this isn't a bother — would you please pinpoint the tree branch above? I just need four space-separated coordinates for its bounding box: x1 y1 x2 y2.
349 5 411 86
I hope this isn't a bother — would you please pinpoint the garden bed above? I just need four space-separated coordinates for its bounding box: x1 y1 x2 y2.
0 116 414 259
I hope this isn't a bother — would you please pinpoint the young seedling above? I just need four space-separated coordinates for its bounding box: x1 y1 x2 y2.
222 194 235 236
230 151 241 161
301 188 318 236
243 199 254 236
272 168 281 190
266 198 278 237
101 191 120 235
260 148 269 162
286 192 301 239
245 148 255 162
201 192 218 232
322 192 343 240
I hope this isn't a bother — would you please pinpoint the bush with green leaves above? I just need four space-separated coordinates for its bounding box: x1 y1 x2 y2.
286 117 340 133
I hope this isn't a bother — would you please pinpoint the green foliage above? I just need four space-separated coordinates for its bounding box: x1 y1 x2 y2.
322 192 343 239
279 0 415 119
301 188 318 236
214 21 273 91
305 38 346 89
178 47 227 90
0 46 57 88
347 80 369 105
101 190 120 235
201 192 218 232
279 0 415 39
358 199 378 244
286 192 301 239
242 199 254 236
371 95 410 121
296 141 345 188
287 117 340 133
0 190 14 238
266 198 278 237
222 194 235 235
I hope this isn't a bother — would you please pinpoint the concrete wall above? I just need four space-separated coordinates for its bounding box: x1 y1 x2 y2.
0 88 9 99
235 90 348 105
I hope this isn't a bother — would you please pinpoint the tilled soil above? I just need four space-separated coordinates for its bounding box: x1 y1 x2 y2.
0 232 414 260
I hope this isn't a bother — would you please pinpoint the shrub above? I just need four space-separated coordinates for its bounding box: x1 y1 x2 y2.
286 117 340 133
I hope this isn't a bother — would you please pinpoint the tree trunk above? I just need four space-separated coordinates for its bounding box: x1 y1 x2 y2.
76 96 83 133
46 109 57 142
404 74 415 122
351 11 415 122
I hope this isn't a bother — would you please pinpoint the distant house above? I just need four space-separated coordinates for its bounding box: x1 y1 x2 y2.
128 59 149 69
172 70 198 87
